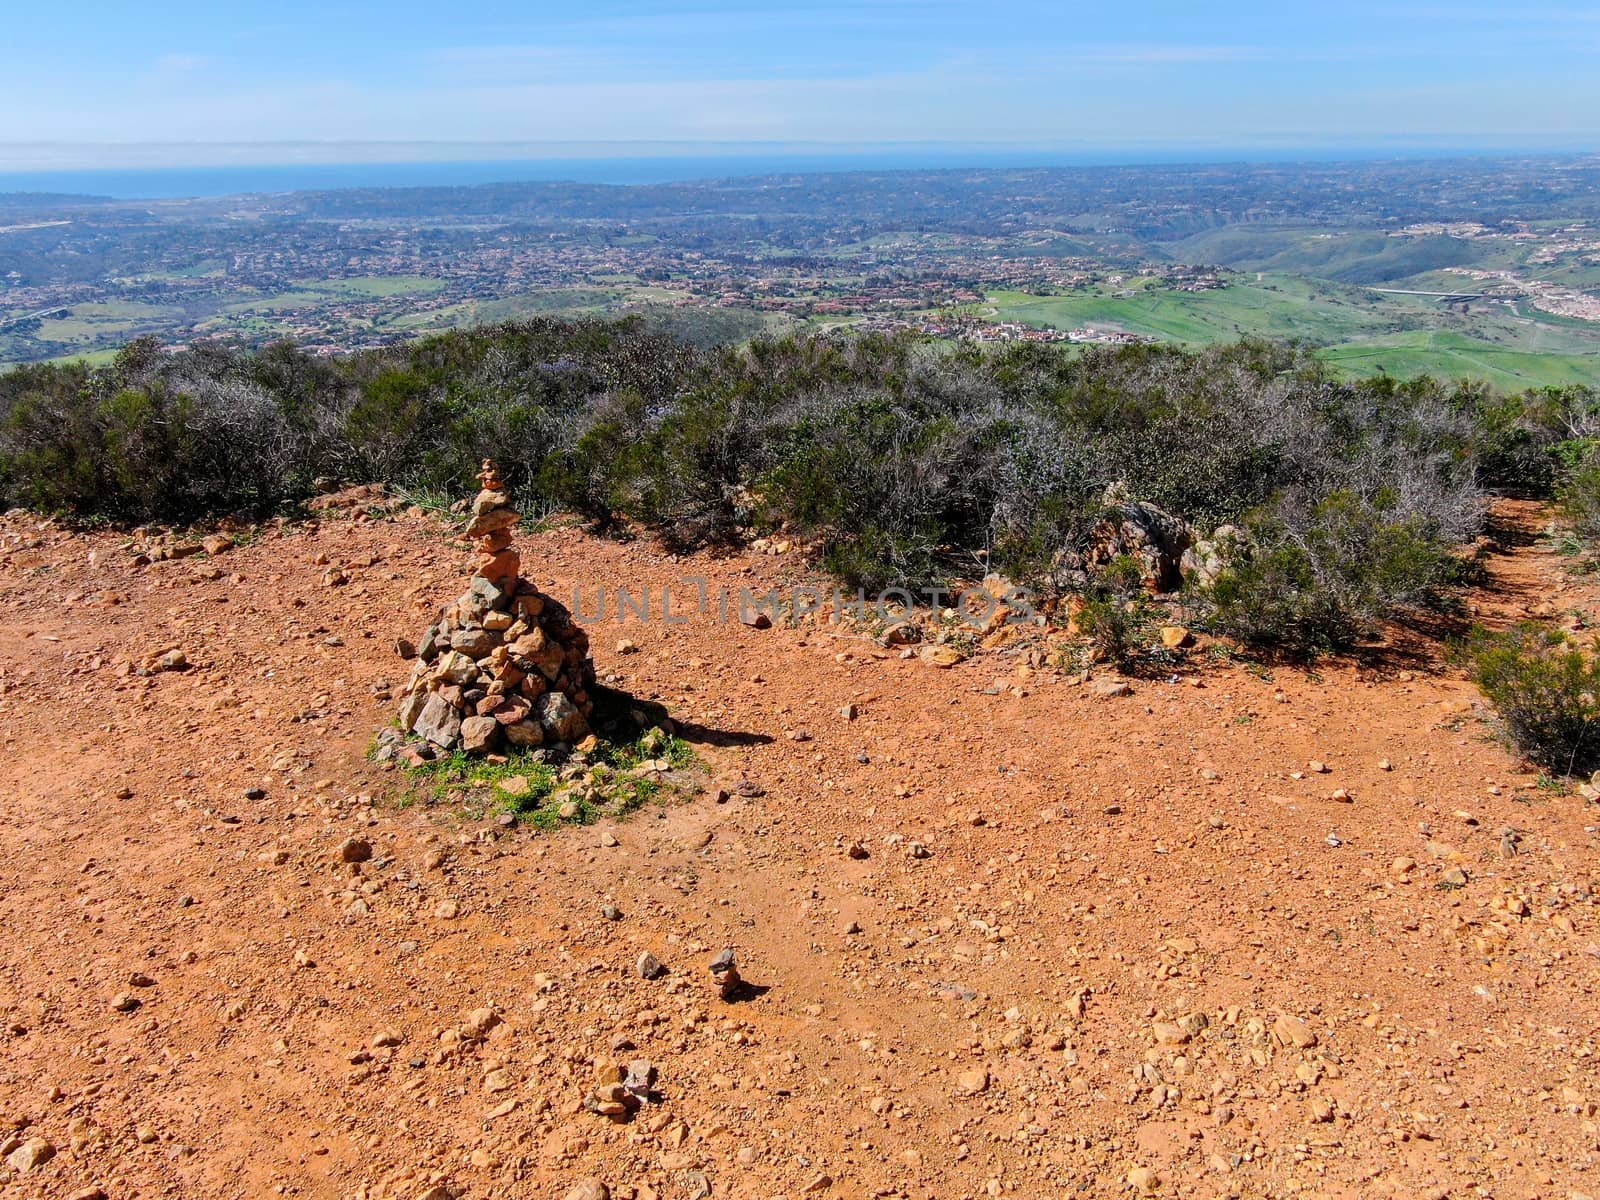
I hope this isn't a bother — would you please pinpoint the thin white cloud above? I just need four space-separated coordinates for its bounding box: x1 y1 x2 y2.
6 5 1600 152
147 53 213 78
53 64 1584 146
153 53 207 72
1060 44 1265 64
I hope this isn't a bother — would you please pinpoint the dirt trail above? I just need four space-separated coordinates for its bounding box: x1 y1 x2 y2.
1 499 1597 1200
1471 499 1568 629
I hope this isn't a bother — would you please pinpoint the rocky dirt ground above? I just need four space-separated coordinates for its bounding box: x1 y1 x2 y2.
1 497 1597 1200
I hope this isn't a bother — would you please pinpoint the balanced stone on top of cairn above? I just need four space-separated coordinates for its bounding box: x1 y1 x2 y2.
395 458 594 756
466 457 521 591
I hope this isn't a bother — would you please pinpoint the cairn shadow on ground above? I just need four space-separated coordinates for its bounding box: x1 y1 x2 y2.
586 683 775 749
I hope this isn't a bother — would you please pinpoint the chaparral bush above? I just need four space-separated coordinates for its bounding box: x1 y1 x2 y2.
0 319 1517 650
1468 623 1600 776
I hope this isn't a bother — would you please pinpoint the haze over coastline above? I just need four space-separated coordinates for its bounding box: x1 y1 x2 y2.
5 139 1598 201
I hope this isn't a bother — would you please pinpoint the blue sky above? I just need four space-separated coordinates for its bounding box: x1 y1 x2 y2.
4 1 1598 164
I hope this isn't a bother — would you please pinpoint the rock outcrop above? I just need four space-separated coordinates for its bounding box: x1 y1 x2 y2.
393 460 593 755
1085 482 1195 592
1050 483 1195 594
1179 523 1250 586
1050 483 1253 593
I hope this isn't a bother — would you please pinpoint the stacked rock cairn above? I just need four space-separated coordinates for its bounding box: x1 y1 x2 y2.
395 459 595 755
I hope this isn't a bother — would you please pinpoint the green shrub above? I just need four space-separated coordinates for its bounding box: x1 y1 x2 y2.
0 318 690 524
1073 554 1151 669
1557 448 1600 544
1202 542 1325 648
1475 385 1600 496
758 399 992 590
1077 597 1134 668
1201 491 1461 652
0 319 1493 654
1468 624 1600 775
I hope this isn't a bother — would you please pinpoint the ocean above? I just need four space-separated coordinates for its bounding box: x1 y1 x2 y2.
0 145 1539 201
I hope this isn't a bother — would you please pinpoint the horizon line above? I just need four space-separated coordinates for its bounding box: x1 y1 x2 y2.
3 135 1599 175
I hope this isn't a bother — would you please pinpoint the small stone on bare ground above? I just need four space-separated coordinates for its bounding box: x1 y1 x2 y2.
1127 1166 1160 1193
6 1137 55 1173
1273 1013 1318 1048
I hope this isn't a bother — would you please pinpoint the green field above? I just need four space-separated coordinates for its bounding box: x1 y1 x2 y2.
292 275 447 298
45 347 123 367
985 274 1600 388
29 300 185 346
217 290 338 315
986 276 1407 344
386 289 623 331
1162 226 1528 282
1320 331 1600 389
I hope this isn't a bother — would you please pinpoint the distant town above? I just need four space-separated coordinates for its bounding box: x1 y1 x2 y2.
2 156 1598 385
0 213 1217 360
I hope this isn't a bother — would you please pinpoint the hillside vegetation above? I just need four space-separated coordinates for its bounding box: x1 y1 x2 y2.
3 319 1598 657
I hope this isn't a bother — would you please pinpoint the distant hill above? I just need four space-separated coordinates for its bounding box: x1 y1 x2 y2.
1167 227 1480 283
0 192 114 212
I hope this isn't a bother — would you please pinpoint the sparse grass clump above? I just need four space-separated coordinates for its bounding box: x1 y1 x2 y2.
1073 555 1155 671
1468 624 1600 776
394 727 697 829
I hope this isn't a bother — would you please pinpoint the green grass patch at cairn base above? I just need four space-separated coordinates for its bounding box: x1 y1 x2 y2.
380 726 698 829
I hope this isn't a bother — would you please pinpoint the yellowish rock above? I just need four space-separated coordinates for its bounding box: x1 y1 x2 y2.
1273 1013 1318 1049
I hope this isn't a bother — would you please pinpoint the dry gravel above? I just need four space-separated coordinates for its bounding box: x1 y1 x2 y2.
1 500 1597 1200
